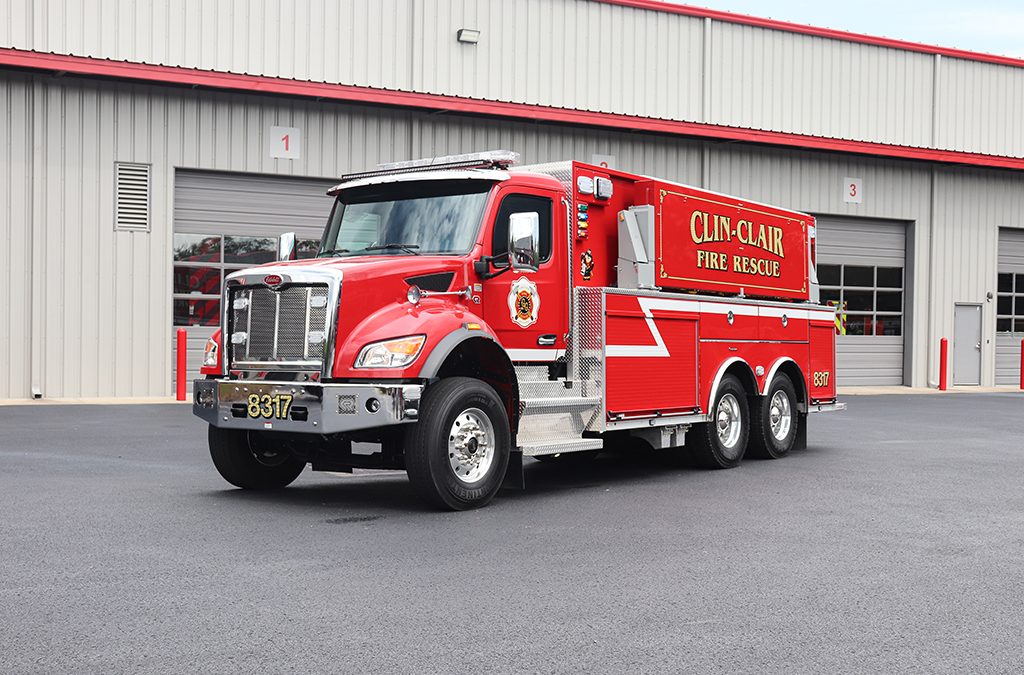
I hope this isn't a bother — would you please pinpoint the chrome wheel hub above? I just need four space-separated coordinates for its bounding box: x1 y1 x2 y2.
716 393 743 452
448 408 496 484
769 390 792 441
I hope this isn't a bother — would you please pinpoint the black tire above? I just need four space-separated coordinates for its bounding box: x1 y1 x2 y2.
208 425 306 490
690 374 749 469
747 373 799 459
404 377 511 510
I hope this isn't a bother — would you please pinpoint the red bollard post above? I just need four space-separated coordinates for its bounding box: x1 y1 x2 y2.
176 328 187 401
939 337 949 391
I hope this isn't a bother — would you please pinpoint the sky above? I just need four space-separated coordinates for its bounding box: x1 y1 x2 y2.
669 0 1024 58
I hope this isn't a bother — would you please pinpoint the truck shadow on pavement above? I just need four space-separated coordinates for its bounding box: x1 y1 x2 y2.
198 446 817 512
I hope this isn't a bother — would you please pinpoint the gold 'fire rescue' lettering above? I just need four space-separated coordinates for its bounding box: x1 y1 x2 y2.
732 254 781 277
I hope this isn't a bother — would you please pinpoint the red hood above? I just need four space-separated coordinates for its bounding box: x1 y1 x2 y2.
248 254 480 378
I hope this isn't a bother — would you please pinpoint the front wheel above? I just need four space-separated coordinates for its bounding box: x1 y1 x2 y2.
404 377 511 510
690 374 749 469
208 426 306 489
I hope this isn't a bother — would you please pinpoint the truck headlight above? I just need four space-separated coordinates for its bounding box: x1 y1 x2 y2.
202 336 219 367
354 335 426 369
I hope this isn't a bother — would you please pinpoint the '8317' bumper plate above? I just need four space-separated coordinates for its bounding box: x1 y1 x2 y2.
192 379 423 434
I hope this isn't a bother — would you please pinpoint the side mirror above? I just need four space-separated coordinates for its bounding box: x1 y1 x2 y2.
278 232 297 261
508 212 540 272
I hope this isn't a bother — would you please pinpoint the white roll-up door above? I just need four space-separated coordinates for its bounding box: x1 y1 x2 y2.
171 170 338 392
815 217 907 386
996 228 1024 385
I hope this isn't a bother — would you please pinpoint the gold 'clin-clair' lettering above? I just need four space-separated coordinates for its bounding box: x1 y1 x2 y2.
691 209 785 258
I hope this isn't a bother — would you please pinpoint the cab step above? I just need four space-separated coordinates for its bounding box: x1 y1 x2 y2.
520 439 603 457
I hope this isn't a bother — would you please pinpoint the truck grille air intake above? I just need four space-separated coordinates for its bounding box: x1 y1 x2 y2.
229 284 331 369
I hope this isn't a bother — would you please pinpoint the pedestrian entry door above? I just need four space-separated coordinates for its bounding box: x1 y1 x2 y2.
953 304 982 385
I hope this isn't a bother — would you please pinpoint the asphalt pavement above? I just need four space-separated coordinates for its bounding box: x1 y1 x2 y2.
2 393 1023 673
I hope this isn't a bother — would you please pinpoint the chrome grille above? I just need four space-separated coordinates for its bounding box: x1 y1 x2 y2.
229 284 330 368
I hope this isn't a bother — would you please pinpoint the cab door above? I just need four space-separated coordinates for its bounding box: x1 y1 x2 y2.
480 187 568 361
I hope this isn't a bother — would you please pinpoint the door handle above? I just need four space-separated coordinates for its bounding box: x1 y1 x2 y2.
537 334 557 346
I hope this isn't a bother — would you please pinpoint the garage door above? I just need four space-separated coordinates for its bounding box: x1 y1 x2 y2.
171 170 338 391
815 217 907 386
996 228 1024 385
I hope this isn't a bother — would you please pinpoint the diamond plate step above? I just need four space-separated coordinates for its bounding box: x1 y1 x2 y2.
520 396 601 411
520 438 604 457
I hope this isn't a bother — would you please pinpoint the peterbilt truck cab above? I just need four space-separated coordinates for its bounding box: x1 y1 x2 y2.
194 150 843 510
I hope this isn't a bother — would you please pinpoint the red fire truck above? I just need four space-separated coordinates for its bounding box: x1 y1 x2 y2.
193 151 844 510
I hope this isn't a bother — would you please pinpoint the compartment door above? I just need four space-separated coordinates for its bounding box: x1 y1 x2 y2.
605 293 699 418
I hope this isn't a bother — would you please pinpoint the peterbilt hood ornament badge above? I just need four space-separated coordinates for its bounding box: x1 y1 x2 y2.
263 274 284 288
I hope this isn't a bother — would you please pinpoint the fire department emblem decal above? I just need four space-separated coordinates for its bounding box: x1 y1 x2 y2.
508 277 540 328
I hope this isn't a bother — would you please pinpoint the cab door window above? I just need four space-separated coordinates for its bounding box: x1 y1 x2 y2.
491 194 553 264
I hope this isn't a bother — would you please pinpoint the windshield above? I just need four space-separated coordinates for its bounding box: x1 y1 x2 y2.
320 179 494 256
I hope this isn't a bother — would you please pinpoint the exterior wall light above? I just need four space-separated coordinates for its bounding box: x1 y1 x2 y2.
457 29 480 44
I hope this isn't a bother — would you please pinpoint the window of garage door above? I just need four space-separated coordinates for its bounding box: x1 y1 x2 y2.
814 217 908 386
171 170 338 391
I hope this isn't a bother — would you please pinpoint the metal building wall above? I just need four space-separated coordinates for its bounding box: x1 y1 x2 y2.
0 75 33 399
931 168 1024 386
937 58 1024 158
3 0 1022 158
710 22 935 149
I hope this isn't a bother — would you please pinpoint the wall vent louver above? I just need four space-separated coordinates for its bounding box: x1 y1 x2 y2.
115 162 151 232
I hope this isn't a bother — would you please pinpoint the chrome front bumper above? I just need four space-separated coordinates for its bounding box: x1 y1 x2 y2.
193 379 423 434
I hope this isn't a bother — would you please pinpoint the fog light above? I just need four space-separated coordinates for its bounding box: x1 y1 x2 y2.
366 398 381 414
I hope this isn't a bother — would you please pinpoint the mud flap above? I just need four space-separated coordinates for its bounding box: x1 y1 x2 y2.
795 412 808 451
502 451 525 490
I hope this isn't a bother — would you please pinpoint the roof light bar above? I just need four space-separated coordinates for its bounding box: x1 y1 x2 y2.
336 150 520 184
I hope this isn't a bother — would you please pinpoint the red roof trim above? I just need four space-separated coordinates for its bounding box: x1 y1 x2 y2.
3 48 1023 171
598 0 1024 69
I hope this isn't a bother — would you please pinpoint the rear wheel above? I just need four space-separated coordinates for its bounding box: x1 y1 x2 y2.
748 374 799 459
208 426 306 489
690 374 749 469
404 377 511 510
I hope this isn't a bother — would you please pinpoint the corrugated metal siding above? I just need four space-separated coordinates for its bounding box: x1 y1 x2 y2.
0 74 33 398
4 0 1021 158
930 169 1024 387
414 0 704 120
936 58 1024 158
3 0 414 90
710 22 934 149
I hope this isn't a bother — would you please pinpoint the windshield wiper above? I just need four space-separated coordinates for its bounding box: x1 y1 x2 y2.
319 249 350 257
362 243 421 255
